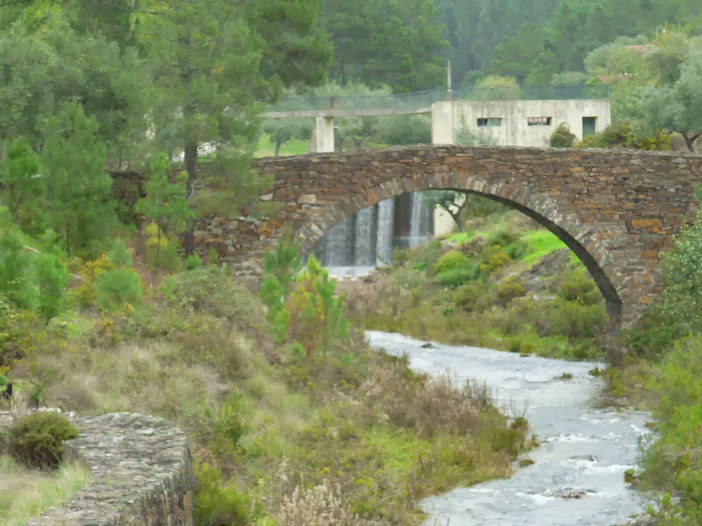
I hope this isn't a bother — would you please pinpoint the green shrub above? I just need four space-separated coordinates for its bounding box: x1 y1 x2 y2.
433 250 470 275
641 337 702 521
496 276 526 305
486 229 521 248
144 223 182 271
167 265 264 325
194 463 255 525
479 246 512 275
186 255 202 270
558 270 601 305
95 268 143 311
453 282 490 311
9 413 79 470
436 264 480 288
549 122 576 147
548 302 607 340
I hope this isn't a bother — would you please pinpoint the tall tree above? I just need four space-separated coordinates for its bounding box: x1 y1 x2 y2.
141 0 330 253
320 0 447 91
0 20 148 165
634 31 702 151
40 102 118 256
245 0 333 96
140 0 267 254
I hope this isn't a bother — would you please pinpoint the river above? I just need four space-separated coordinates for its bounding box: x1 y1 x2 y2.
366 331 651 526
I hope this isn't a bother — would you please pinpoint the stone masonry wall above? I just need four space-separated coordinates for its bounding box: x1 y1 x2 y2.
192 145 702 329
2 412 195 526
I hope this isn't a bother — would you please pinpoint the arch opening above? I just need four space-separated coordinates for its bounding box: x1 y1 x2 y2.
306 186 623 328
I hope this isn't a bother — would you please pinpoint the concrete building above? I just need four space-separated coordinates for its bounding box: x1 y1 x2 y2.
431 98 611 147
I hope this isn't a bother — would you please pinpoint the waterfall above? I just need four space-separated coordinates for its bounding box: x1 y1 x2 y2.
376 198 395 265
325 216 354 266
311 192 432 277
354 206 376 266
408 192 429 248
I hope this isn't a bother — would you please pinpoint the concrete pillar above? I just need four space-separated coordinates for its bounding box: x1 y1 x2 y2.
315 116 335 153
431 101 456 145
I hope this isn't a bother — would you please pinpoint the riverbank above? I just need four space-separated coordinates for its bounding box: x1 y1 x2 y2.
1 226 534 524
342 211 608 361
367 331 650 526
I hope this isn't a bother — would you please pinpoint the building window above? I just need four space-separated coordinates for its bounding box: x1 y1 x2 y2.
477 118 501 127
582 117 597 138
528 117 552 126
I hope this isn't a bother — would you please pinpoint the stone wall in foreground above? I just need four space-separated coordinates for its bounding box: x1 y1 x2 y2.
2 411 195 526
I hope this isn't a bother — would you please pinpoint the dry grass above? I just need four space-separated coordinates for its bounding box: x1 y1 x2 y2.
276 482 389 526
0 455 91 526
361 360 495 437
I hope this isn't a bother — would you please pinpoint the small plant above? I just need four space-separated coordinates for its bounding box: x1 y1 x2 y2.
194 463 255 525
30 379 48 406
433 250 469 275
95 268 143 311
9 413 79 470
185 254 202 270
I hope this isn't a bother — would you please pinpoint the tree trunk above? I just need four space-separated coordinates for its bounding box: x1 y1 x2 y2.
450 211 465 233
684 133 701 152
275 142 281 156
184 141 198 256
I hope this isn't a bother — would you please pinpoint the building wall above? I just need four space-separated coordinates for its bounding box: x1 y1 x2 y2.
431 99 611 147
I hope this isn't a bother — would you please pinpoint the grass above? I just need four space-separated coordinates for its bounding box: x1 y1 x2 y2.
255 134 310 158
0 456 91 526
521 230 568 266
443 228 477 244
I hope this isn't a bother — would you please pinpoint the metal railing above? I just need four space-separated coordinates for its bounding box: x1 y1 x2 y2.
452 84 610 101
267 88 442 113
267 84 609 114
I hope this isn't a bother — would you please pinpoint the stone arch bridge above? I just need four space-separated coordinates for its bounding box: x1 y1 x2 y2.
193 145 702 330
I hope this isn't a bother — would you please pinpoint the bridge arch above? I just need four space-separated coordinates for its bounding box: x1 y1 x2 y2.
194 145 702 333
296 175 623 325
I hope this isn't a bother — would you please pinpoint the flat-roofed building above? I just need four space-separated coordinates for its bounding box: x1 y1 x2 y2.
431 84 610 147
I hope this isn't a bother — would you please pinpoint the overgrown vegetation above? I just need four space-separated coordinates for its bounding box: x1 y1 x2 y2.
344 209 607 360
0 213 533 524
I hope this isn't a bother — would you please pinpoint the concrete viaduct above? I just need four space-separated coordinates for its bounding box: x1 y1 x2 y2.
193 144 702 332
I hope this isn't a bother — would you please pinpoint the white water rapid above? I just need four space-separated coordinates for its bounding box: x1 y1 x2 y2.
366 331 650 526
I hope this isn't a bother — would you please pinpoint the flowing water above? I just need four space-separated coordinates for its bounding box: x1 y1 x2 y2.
313 193 433 277
366 331 651 526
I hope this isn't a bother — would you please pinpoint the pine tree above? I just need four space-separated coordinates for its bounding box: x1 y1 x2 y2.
40 102 118 256
136 154 194 259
